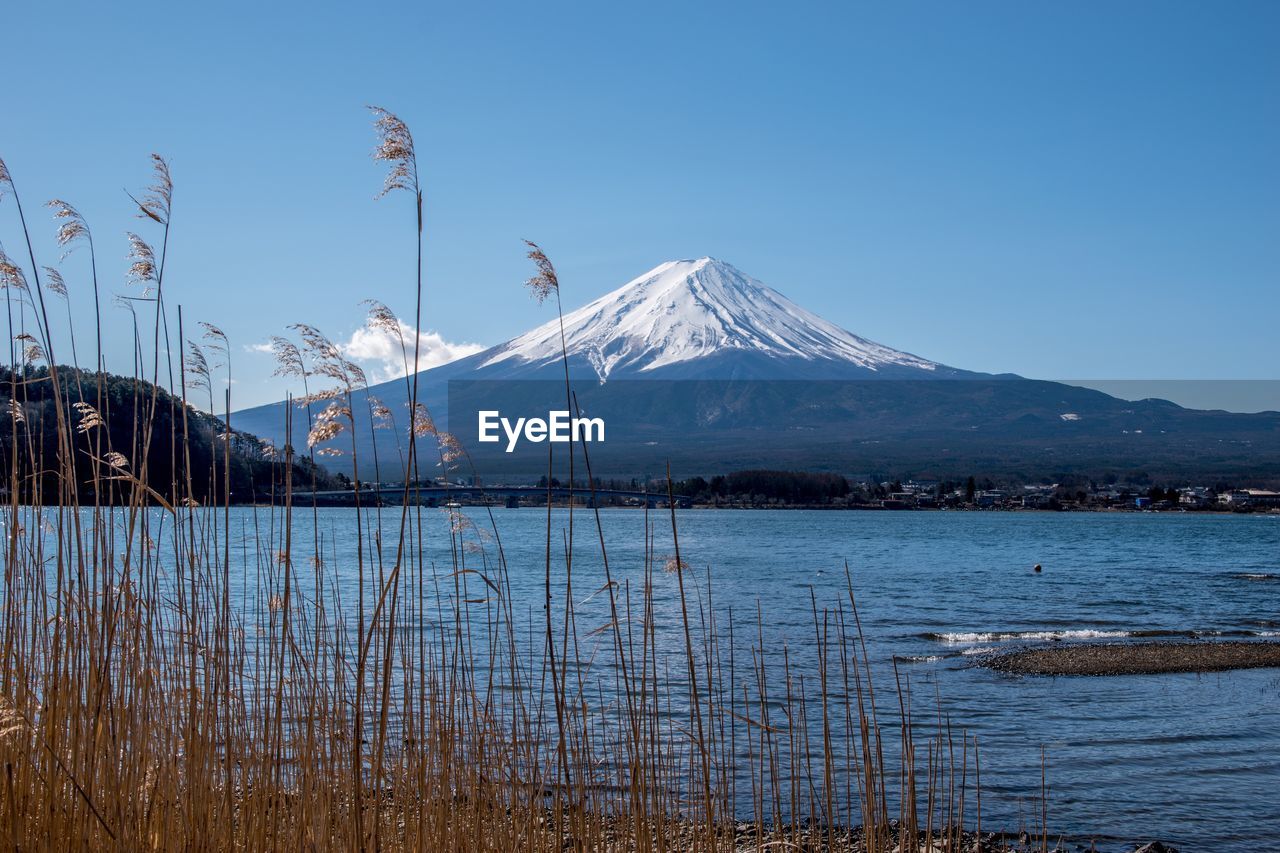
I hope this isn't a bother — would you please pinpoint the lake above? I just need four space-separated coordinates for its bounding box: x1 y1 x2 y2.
195 507 1280 849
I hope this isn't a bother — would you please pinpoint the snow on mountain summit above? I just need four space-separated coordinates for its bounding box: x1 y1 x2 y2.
481 257 941 381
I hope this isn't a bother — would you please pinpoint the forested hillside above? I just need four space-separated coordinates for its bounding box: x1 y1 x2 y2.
1 366 342 505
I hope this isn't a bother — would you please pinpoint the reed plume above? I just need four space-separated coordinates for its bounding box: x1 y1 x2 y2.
46 198 104 381
523 239 560 304
47 199 90 257
368 105 419 200
40 266 66 297
125 232 157 289
0 248 28 292
128 153 173 224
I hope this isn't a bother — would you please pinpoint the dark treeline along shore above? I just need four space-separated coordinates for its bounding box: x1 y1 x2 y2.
0 366 341 505
298 467 1280 517
0 119 1189 851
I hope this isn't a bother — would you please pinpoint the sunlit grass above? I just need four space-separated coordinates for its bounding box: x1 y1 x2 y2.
0 116 1049 851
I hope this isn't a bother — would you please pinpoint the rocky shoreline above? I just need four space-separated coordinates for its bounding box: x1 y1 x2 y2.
592 818 1182 852
983 640 1280 676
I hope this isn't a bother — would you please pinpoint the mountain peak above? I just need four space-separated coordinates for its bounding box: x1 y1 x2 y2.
479 257 944 381
639 256 721 286
476 256 947 381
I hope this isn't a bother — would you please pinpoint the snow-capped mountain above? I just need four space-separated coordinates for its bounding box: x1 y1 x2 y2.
466 257 955 381
232 255 1280 480
235 256 976 464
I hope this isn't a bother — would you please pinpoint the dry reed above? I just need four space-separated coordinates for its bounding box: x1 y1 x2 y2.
0 114 1048 852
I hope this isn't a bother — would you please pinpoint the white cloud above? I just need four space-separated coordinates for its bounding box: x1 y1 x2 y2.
245 342 275 354
341 319 485 384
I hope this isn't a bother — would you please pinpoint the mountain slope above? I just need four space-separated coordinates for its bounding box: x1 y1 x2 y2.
469 258 956 381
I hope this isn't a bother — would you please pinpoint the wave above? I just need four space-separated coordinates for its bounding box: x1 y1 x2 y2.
1234 572 1278 582
921 628 1273 644
923 629 1140 644
896 654 946 664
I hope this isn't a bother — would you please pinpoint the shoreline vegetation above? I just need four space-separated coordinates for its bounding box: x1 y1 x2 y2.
0 365 343 505
280 489 1280 514
279 492 1280 514
289 471 1280 513
0 116 1189 851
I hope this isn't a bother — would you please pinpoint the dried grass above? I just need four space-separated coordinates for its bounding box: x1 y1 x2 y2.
0 116 1051 852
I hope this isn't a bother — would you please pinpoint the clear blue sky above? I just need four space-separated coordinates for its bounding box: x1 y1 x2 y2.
3 0 1277 408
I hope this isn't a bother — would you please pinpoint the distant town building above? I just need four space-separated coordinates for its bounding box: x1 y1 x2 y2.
1179 487 1214 508
1220 489 1280 507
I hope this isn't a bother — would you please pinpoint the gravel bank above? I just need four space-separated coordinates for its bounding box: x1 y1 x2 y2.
984 640 1280 676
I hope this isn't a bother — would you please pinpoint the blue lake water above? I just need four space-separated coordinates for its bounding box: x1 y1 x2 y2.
541 509 1278 852
160 507 1280 849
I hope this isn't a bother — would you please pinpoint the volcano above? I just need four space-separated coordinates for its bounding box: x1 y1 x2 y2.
234 259 1280 483
458 257 971 381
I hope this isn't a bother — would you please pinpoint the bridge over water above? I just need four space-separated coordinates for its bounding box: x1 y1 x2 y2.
294 484 689 507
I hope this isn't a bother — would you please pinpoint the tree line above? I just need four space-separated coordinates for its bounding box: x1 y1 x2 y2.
1 366 342 505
